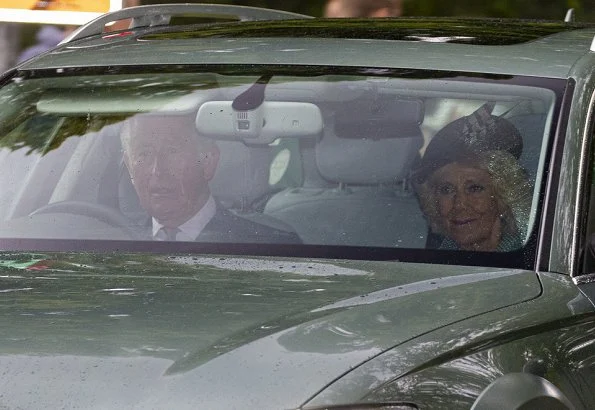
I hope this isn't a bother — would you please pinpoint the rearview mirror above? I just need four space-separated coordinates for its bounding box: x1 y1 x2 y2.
196 101 323 144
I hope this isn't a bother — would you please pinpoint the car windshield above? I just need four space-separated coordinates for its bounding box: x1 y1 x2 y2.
0 66 566 268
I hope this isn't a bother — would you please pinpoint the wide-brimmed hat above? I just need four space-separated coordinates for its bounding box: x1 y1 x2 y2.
412 103 523 183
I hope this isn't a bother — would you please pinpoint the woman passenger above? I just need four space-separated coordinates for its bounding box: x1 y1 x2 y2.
412 104 532 252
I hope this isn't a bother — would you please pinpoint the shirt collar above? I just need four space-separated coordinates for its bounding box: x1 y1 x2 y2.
152 195 216 241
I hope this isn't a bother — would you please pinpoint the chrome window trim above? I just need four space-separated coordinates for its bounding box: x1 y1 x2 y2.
572 87 595 278
540 80 575 275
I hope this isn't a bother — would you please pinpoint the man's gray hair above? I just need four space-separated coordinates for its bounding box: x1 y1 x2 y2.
120 112 216 154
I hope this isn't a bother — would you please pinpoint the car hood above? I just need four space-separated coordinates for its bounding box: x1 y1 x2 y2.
0 252 540 409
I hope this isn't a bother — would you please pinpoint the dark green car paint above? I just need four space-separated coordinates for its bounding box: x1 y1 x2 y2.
23 22 595 79
0 252 548 409
307 272 595 408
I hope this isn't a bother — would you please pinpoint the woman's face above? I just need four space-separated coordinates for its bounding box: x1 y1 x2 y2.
431 162 502 251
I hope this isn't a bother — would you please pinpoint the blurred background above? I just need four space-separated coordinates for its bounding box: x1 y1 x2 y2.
141 0 593 20
1 0 593 72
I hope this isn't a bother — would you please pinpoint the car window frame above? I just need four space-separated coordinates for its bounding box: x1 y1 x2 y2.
0 65 570 271
576 86 595 281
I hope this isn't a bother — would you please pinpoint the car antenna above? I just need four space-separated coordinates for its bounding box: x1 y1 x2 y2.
564 8 575 23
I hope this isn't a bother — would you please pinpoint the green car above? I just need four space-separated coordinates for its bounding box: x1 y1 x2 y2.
1 4 595 409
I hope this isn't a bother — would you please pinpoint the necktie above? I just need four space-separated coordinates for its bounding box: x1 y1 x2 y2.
163 227 180 241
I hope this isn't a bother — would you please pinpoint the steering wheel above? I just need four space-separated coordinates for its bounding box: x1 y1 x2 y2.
30 200 138 238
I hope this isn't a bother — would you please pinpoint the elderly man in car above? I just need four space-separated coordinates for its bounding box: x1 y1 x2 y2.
120 112 300 244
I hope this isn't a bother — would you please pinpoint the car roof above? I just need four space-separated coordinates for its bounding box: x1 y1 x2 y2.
18 16 595 79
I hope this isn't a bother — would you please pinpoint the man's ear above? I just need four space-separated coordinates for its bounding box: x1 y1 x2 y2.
201 144 220 181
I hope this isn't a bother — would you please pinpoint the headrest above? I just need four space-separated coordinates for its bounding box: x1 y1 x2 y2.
316 98 424 185
209 141 272 210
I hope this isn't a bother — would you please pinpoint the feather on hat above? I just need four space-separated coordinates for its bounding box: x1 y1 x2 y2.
413 103 523 183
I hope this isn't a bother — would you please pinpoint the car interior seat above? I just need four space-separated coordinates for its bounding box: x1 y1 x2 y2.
209 140 272 211
8 123 109 219
264 98 429 247
209 139 299 234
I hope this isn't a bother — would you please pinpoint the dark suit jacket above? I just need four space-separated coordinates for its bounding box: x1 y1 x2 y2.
197 206 301 244
145 205 301 244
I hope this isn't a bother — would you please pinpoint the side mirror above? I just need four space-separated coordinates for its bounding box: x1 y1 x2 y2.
471 373 574 410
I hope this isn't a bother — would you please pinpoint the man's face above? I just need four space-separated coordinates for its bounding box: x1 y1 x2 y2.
123 115 219 228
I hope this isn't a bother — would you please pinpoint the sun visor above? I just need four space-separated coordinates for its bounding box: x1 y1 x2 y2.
36 89 215 115
334 98 424 140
